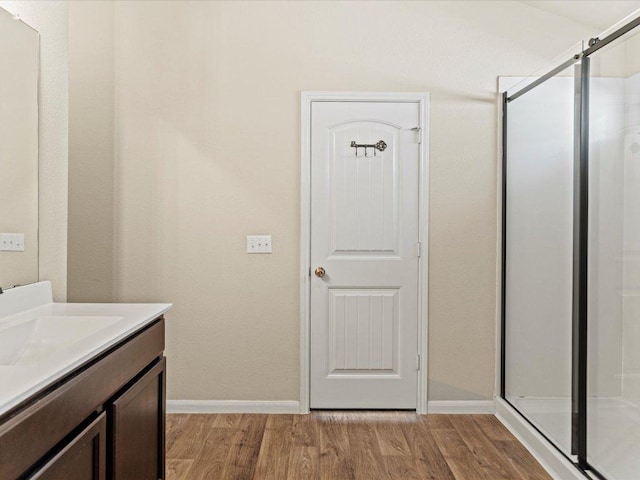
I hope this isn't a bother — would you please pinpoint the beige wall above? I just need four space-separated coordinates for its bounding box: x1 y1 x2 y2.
68 1 598 402
0 0 68 301
68 1 115 302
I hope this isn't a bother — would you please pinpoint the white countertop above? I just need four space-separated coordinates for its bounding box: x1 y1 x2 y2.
0 281 171 416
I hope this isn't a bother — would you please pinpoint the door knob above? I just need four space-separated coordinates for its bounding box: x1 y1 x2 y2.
315 267 326 278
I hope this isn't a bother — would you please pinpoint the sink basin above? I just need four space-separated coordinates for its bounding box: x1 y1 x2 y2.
0 316 123 365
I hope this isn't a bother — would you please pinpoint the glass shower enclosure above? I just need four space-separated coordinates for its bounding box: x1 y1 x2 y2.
502 13 640 480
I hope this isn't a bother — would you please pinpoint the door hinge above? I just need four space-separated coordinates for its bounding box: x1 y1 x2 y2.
416 354 421 371
411 127 422 144
416 241 422 258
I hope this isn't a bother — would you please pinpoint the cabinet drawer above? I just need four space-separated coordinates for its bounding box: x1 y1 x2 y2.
29 413 106 480
0 318 164 480
111 357 166 480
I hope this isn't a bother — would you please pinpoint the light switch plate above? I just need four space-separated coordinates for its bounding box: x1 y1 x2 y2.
247 235 272 254
0 233 25 252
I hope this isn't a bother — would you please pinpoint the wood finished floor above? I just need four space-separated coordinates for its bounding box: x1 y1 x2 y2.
166 412 551 480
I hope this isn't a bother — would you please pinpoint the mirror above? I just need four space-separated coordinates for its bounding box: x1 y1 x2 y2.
0 7 39 290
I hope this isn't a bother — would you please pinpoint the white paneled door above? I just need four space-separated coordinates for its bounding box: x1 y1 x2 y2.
310 101 421 409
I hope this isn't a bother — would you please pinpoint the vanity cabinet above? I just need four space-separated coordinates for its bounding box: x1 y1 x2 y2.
0 317 166 480
111 358 166 480
30 413 107 480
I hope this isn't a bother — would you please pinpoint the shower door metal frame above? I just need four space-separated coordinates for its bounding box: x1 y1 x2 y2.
572 54 589 471
500 13 640 480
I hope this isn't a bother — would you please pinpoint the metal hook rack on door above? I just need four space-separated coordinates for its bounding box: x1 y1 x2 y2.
351 140 387 157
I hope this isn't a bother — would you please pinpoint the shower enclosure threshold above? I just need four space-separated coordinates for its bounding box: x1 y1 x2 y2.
507 396 640 480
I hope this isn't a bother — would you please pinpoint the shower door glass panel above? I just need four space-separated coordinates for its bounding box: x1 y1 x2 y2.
504 67 575 456
587 26 640 480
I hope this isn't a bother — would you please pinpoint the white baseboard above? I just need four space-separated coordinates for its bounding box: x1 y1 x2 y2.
168 399 493 415
427 400 496 414
495 397 586 480
167 400 301 414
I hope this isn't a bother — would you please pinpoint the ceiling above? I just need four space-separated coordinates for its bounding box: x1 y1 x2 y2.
518 0 640 30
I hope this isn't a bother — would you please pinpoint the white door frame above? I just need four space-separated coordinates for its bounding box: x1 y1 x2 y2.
300 91 430 414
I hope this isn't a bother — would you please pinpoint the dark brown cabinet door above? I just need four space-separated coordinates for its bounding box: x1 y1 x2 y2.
110 357 166 480
29 413 107 480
